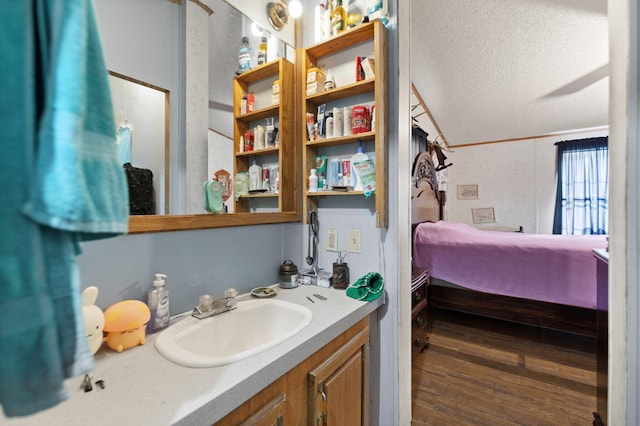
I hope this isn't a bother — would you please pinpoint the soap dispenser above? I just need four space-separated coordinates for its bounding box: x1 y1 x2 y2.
148 273 170 333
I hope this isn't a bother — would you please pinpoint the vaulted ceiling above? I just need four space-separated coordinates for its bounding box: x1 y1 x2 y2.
410 0 609 147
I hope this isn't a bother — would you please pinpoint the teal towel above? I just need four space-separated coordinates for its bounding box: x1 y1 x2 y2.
0 0 128 418
346 272 385 301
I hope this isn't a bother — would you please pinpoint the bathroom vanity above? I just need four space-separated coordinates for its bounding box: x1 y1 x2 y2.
2 285 382 426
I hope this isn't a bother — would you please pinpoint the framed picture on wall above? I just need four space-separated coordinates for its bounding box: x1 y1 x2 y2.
472 207 496 224
457 184 479 200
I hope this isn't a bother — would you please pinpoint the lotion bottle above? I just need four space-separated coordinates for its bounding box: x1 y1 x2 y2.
249 158 263 191
350 140 368 191
308 169 318 192
148 273 170 333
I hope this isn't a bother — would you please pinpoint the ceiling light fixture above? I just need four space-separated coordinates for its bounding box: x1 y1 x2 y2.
266 2 288 31
288 0 303 18
266 1 303 31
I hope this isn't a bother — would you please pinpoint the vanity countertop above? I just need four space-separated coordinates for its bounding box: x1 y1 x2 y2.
2 285 383 426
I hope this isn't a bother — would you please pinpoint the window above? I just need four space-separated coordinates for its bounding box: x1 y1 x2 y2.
553 137 608 235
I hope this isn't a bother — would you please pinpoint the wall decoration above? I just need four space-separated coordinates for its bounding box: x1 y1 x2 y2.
457 184 478 200
472 207 496 224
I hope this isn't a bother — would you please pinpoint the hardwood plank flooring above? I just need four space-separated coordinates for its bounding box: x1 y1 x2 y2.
412 308 597 425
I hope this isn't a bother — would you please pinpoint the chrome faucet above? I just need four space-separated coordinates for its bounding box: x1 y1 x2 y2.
192 288 238 319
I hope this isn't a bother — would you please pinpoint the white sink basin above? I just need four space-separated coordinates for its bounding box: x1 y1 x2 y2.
154 298 313 367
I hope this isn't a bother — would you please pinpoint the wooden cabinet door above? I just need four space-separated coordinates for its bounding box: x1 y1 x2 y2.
308 329 369 426
322 351 363 425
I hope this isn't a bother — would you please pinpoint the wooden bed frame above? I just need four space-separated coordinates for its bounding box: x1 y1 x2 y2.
428 278 597 336
410 145 596 337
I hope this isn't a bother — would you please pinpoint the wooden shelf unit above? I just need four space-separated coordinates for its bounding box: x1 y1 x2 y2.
301 20 388 228
233 58 296 214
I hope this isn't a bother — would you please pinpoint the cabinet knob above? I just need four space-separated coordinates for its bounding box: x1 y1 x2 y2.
416 316 423 326
414 292 422 302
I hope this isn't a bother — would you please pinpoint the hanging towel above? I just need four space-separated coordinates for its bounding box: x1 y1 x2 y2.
345 272 385 301
116 124 132 164
0 0 128 418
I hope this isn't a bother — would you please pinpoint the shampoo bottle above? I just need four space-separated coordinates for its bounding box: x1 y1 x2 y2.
350 140 368 191
148 273 170 333
249 158 263 191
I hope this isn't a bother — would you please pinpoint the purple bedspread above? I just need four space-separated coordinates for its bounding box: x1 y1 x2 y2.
412 221 607 308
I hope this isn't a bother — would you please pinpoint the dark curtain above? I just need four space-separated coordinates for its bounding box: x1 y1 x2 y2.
553 137 608 235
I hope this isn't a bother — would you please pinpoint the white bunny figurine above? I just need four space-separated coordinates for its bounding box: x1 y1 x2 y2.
82 286 105 355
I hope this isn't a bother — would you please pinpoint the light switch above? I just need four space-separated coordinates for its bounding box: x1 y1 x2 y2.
347 229 361 253
327 229 338 252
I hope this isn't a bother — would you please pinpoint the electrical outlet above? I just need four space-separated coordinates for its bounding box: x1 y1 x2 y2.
347 229 361 253
327 229 338 251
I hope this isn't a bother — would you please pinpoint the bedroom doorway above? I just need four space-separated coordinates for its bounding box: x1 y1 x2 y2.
407 0 609 423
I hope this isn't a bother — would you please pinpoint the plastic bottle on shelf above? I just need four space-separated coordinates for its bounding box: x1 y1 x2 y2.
350 140 368 191
257 36 268 65
371 104 376 132
238 36 251 73
325 112 334 139
314 2 325 42
249 158 262 191
324 70 335 91
333 106 343 137
308 169 318 192
366 0 389 25
331 0 347 36
323 1 333 40
343 106 352 136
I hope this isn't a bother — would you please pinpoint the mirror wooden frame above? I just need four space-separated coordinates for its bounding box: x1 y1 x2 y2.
128 211 300 233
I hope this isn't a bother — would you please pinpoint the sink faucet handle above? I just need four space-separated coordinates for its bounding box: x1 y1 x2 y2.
224 288 238 298
198 294 213 312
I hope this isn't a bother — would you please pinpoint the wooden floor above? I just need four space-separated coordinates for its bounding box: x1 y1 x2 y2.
412 308 597 426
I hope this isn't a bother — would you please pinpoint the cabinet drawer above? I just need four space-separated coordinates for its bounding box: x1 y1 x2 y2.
412 309 429 357
411 276 430 310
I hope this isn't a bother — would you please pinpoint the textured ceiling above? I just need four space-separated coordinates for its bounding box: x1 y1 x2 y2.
410 0 609 146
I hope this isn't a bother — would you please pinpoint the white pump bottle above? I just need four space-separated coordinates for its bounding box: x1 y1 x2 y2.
148 273 170 333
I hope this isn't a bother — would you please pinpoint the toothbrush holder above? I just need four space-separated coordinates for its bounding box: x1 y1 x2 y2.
332 262 350 289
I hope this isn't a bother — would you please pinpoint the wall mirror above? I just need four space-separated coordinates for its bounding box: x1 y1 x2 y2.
108 71 170 215
95 0 298 234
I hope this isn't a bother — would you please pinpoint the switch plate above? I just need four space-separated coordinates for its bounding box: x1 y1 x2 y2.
327 229 338 252
347 229 361 253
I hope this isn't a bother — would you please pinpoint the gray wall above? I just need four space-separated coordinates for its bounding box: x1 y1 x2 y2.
78 225 293 312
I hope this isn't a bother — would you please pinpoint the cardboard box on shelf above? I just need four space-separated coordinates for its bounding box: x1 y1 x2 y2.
306 81 324 96
360 57 375 79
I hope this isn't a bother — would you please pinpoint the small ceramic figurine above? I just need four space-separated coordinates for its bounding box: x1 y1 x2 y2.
82 286 105 355
103 300 151 352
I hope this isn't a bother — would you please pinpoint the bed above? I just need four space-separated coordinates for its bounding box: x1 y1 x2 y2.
409 140 607 336
412 221 607 335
